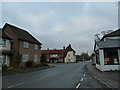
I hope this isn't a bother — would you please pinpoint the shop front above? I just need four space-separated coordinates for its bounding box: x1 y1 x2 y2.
95 42 120 71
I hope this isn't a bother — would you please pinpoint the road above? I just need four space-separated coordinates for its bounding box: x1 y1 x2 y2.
2 61 104 88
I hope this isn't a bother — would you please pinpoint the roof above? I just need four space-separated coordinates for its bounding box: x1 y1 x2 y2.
101 29 120 40
0 28 12 40
96 40 120 49
65 44 76 53
41 49 64 54
3 23 42 45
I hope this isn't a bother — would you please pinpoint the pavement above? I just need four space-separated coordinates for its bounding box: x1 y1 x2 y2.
85 61 120 89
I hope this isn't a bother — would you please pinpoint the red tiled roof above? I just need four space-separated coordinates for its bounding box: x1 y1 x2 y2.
41 49 64 54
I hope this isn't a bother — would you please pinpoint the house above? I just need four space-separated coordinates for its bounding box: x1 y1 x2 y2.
64 44 76 63
41 44 76 63
0 29 13 66
2 23 42 67
41 48 65 63
94 29 120 71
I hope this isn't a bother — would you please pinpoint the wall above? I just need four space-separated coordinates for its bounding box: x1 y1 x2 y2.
1 39 11 51
4 26 19 67
64 51 76 63
19 40 41 67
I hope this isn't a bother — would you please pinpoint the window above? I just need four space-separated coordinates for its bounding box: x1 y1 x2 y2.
23 41 29 48
34 55 38 61
22 54 29 62
104 49 119 65
35 44 38 50
51 54 58 57
2 55 6 65
2 39 6 46
0 39 2 45
96 50 100 64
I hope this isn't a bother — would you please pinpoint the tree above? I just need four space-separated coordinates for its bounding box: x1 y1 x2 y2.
41 54 47 63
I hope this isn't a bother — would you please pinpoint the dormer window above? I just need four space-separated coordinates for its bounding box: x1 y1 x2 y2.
23 41 29 48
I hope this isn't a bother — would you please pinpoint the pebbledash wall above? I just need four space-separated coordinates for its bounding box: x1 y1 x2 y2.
96 49 120 71
64 51 76 63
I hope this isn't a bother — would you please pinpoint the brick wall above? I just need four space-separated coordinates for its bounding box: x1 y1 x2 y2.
19 40 41 67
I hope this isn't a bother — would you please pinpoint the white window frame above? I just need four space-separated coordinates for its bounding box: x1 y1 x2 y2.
35 44 38 50
2 55 7 65
0 39 2 45
22 54 29 62
23 41 29 48
2 39 6 47
34 55 38 62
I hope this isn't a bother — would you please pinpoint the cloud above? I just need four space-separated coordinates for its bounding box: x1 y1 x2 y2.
52 24 64 32
1 2 118 54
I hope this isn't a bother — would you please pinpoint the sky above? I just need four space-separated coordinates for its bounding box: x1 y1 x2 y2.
0 2 118 55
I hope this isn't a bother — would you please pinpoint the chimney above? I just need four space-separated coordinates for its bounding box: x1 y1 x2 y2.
63 46 65 50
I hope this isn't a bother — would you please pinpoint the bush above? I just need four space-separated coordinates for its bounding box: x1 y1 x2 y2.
2 65 14 71
26 60 33 67
2 65 7 71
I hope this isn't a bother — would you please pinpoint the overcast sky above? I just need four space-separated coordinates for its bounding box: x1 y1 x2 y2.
1 2 118 55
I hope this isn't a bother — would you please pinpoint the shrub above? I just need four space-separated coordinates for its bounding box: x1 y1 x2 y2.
7 66 14 71
2 65 7 71
2 65 14 71
26 60 33 67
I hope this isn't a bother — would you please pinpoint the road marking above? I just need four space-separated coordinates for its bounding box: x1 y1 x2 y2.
0 76 7 79
7 82 25 88
84 74 85 76
80 78 84 82
76 83 81 89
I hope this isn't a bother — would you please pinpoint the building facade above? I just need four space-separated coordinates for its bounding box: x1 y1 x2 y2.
41 44 76 63
0 29 13 66
94 29 120 71
2 23 42 67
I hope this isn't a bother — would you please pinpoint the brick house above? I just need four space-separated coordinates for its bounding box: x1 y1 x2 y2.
2 23 42 67
41 44 76 63
0 29 13 66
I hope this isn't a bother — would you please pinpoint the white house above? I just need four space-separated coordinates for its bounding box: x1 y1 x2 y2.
64 44 76 63
0 29 13 66
94 29 120 71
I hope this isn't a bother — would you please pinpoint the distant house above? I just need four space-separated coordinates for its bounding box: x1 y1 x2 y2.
64 44 76 63
0 29 13 66
41 49 65 63
2 23 42 67
94 29 120 71
41 44 76 63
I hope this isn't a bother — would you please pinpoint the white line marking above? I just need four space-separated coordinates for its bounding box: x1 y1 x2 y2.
84 74 85 76
80 78 84 82
0 76 7 78
76 83 81 89
7 82 25 88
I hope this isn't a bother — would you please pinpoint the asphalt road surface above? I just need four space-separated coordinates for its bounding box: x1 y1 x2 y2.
2 61 104 89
